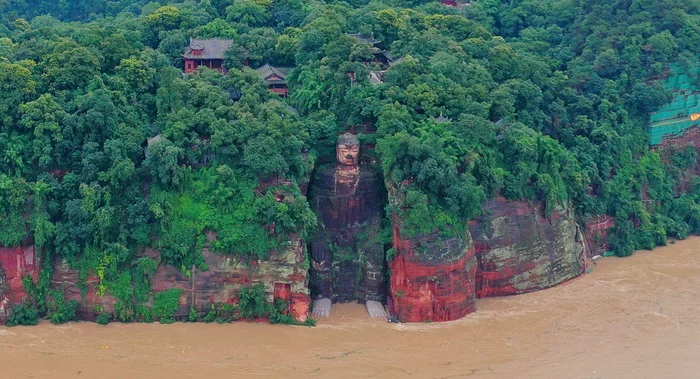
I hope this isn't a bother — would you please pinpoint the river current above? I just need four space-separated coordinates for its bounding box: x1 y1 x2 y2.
3 237 700 378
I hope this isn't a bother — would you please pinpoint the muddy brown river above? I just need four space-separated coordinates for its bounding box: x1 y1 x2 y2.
3 238 700 378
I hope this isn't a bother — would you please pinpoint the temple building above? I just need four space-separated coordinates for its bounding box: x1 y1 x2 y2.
182 38 234 73
347 33 381 46
440 0 472 7
256 63 292 97
346 33 404 86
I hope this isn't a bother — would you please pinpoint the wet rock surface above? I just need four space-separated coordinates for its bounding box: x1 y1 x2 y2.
50 236 311 322
0 243 40 323
469 197 586 298
389 221 477 323
388 195 587 322
583 215 615 258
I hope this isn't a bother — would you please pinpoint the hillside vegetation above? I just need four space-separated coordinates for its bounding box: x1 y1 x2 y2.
2 0 700 319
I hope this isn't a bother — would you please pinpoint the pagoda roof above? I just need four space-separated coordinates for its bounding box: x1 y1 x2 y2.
433 113 452 124
255 63 293 85
182 38 234 60
347 33 381 45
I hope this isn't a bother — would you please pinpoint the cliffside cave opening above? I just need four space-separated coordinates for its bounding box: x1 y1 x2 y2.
306 133 390 317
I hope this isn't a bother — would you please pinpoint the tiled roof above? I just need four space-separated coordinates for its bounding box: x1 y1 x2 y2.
182 38 234 59
347 33 381 45
433 113 452 124
368 71 385 85
255 63 292 85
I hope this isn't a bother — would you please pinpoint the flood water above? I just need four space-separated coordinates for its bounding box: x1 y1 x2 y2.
3 238 700 378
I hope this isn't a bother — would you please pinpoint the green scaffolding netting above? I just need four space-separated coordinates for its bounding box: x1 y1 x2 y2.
650 63 700 145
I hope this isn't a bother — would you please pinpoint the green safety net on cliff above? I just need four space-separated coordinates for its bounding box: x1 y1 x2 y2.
650 63 700 145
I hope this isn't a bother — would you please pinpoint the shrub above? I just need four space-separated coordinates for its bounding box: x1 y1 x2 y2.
51 300 78 324
135 304 154 323
238 284 270 320
153 288 184 324
45 290 78 324
6 303 40 326
96 312 112 325
202 302 240 323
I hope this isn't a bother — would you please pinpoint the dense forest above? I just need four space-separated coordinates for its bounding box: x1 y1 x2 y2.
2 0 700 324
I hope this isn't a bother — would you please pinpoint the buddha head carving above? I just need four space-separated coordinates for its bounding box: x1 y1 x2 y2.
337 133 360 166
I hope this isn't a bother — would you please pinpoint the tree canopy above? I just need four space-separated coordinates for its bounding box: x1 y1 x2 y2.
2 0 700 313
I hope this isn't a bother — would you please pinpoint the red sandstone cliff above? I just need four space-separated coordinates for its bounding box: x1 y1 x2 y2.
309 162 387 303
0 242 40 323
50 236 310 322
389 221 477 323
149 236 310 321
583 215 615 258
389 196 588 322
469 197 587 298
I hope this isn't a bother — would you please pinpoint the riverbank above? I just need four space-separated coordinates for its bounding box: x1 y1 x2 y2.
2 237 700 378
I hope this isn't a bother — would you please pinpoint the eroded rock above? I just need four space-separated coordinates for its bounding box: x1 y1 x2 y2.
389 221 477 323
50 236 311 322
469 197 587 298
0 243 40 323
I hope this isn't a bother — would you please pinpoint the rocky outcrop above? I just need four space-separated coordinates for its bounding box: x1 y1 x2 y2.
583 215 615 258
0 242 40 323
50 237 311 322
389 221 477 322
388 196 588 322
52 259 117 320
469 197 587 298
150 236 311 321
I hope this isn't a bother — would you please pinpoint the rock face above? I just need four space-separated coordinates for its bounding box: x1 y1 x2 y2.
150 236 311 321
52 259 117 320
309 134 387 303
51 237 311 322
0 242 40 323
583 215 615 258
389 221 477 322
469 197 587 298
388 196 587 322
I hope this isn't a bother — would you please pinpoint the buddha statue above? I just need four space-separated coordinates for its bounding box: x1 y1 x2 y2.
309 133 387 318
